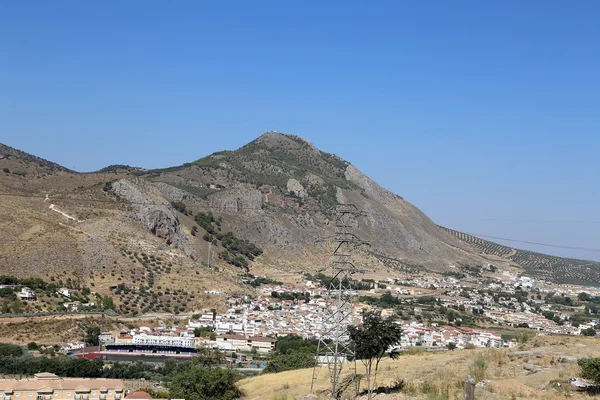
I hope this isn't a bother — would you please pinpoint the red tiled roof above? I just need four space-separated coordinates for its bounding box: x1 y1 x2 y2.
125 391 153 399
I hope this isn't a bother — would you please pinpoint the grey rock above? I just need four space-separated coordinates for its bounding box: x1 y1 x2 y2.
523 362 536 371
287 178 308 198
111 179 188 251
555 356 578 363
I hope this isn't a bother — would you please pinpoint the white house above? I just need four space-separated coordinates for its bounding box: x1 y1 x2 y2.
17 287 36 301
57 288 72 298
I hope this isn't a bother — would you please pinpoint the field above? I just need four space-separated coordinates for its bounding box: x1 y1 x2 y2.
238 335 600 400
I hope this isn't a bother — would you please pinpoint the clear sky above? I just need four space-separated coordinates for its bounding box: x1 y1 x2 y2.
1 1 599 261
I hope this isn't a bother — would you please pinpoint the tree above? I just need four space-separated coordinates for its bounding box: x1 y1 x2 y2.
169 365 241 400
582 327 597 337
578 292 592 302
347 311 403 398
579 358 600 383
27 342 39 351
85 326 101 346
195 344 224 367
447 342 457 350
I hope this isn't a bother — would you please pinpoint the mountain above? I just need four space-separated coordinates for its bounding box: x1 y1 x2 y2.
0 132 599 317
140 131 486 271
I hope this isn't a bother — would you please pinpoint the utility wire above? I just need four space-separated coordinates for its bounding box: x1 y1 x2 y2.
435 215 600 225
464 232 600 254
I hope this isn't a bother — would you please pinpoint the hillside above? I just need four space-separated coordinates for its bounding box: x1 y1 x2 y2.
441 227 600 286
238 335 598 400
0 130 599 315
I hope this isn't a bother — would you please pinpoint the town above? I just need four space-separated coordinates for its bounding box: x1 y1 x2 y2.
43 265 598 370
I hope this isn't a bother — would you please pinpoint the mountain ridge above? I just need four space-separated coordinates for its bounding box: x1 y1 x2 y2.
1 132 599 294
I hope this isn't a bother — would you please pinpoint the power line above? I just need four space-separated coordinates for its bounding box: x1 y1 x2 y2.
464 232 600 254
434 215 600 225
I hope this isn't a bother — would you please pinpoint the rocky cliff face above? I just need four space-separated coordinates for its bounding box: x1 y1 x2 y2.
111 179 189 250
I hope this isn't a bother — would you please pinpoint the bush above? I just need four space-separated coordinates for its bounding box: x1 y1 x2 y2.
2 168 9 174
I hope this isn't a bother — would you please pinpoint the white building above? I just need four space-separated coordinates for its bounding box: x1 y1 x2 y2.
132 334 196 349
57 288 72 298
17 287 36 301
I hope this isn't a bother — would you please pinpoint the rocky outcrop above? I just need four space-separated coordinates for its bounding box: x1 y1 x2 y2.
111 179 188 250
287 179 307 198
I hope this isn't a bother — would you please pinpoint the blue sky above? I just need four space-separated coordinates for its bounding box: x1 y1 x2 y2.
1 1 599 261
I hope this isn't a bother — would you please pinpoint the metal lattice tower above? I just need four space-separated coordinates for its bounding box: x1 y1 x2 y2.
311 204 368 399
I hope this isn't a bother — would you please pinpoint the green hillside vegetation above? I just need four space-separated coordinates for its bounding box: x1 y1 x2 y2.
193 211 263 269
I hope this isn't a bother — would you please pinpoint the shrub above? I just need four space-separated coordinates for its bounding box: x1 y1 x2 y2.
2 168 9 174
516 330 537 346
468 354 487 382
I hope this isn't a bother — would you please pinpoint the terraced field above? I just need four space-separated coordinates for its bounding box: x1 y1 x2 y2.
441 227 600 286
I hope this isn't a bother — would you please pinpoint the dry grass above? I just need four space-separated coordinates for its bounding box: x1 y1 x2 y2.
238 336 600 400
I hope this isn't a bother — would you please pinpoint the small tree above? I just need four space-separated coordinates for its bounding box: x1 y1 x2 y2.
347 310 403 398
447 342 457 350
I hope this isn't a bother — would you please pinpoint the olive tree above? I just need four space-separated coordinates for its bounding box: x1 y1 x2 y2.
347 310 403 398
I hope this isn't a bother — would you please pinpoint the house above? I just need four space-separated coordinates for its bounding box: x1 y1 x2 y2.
63 302 82 312
215 334 276 353
58 288 73 298
99 333 115 345
0 373 125 400
17 287 36 301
